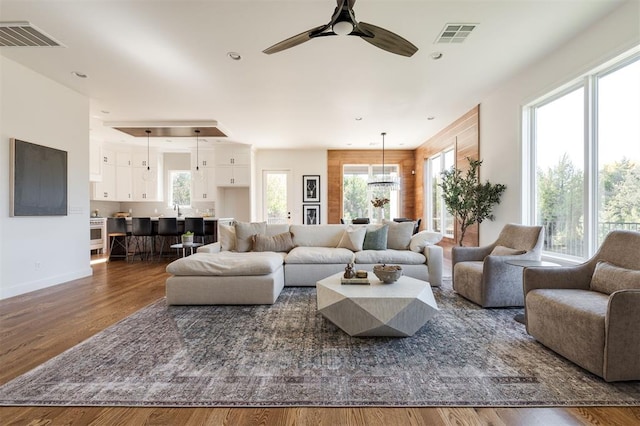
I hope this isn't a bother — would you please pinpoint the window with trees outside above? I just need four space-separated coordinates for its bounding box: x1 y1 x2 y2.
428 149 455 238
169 170 191 207
524 53 640 260
343 164 399 222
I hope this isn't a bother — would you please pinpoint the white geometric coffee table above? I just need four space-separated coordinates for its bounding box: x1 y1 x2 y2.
316 272 439 337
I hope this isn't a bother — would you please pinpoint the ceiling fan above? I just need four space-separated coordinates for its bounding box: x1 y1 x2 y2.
263 0 418 57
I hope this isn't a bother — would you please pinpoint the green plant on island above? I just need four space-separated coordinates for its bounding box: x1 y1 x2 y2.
439 157 507 246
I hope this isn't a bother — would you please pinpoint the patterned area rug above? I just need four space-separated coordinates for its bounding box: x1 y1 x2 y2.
1 281 639 407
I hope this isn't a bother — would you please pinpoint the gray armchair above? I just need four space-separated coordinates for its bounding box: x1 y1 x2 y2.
452 223 544 307
524 230 640 382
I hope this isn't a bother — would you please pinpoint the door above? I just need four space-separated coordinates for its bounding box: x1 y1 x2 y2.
263 170 292 224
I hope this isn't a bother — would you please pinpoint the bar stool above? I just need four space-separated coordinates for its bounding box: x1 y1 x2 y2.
157 217 180 261
131 217 154 261
106 217 129 262
184 217 206 244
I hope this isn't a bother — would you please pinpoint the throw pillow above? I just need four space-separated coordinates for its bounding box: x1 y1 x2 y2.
252 232 295 252
489 245 526 256
337 226 367 252
218 223 236 251
383 219 415 250
363 224 389 251
235 221 267 252
590 261 640 295
409 231 443 252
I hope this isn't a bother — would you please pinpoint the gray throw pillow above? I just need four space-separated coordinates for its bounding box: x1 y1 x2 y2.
363 224 389 250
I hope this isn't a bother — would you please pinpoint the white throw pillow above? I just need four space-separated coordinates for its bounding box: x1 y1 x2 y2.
383 220 415 250
409 230 443 252
235 221 267 252
219 223 236 251
337 226 367 252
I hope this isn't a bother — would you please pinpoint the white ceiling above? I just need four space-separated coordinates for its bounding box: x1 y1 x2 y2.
0 0 625 151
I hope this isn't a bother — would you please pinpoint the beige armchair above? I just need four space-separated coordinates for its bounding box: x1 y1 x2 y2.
524 230 640 382
452 224 544 307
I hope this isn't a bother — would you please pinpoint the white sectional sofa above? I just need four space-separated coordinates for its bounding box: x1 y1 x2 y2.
165 221 443 305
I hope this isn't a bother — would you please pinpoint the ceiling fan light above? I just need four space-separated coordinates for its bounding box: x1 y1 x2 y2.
333 20 353 36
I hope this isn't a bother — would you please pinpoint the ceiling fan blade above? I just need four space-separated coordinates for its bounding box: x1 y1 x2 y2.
356 22 418 57
263 24 330 55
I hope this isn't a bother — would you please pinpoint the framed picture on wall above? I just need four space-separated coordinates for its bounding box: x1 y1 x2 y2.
303 175 320 203
303 204 320 225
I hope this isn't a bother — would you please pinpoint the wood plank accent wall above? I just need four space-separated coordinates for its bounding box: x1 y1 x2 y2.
327 150 416 224
414 105 480 246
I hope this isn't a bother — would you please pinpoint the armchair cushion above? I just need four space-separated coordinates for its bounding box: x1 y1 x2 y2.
489 245 526 256
219 223 236 251
590 261 640 295
527 289 609 378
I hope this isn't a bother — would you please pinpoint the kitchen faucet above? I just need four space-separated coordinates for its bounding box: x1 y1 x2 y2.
174 203 182 217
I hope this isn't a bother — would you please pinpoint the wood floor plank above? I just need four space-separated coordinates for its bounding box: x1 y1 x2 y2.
0 255 637 425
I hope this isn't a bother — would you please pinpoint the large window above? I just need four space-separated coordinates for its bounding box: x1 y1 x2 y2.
525 53 640 260
342 164 399 221
427 149 455 237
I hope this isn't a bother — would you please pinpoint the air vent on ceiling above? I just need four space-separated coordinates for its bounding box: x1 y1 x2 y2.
0 21 63 47
435 23 477 44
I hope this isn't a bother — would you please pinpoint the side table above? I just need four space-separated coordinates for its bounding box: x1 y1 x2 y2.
507 260 560 324
170 242 203 258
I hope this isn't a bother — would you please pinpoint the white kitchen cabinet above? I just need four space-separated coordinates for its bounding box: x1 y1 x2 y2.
116 150 131 167
115 151 132 201
89 142 102 182
192 168 217 200
192 149 216 169
132 148 163 201
215 164 249 187
92 161 115 200
215 144 250 166
191 149 217 201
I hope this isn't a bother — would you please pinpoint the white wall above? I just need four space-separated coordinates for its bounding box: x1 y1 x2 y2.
479 0 640 245
0 57 92 299
254 149 328 224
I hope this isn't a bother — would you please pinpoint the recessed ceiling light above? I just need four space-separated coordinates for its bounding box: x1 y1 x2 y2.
100 110 110 114
72 71 87 78
430 52 443 60
355 117 363 121
227 52 241 61
427 116 436 120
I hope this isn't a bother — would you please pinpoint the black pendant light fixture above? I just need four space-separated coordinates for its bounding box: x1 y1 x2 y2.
368 132 400 189
142 129 154 182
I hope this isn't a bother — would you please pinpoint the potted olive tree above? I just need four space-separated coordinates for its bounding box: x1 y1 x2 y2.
439 158 507 246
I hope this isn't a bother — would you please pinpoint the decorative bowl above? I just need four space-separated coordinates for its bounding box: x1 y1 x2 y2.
373 264 403 284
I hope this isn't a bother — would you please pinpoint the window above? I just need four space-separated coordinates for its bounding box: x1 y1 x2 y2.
427 149 455 237
525 53 640 260
263 170 290 224
169 170 191 207
342 164 399 221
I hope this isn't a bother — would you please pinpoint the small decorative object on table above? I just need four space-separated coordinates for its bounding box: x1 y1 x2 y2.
181 231 194 245
343 263 355 279
373 264 403 284
341 268 369 285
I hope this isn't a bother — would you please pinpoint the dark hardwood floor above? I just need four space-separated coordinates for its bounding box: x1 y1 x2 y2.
0 254 638 425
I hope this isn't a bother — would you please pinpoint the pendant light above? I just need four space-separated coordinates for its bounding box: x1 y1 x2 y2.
193 129 205 181
142 129 156 182
368 132 400 189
